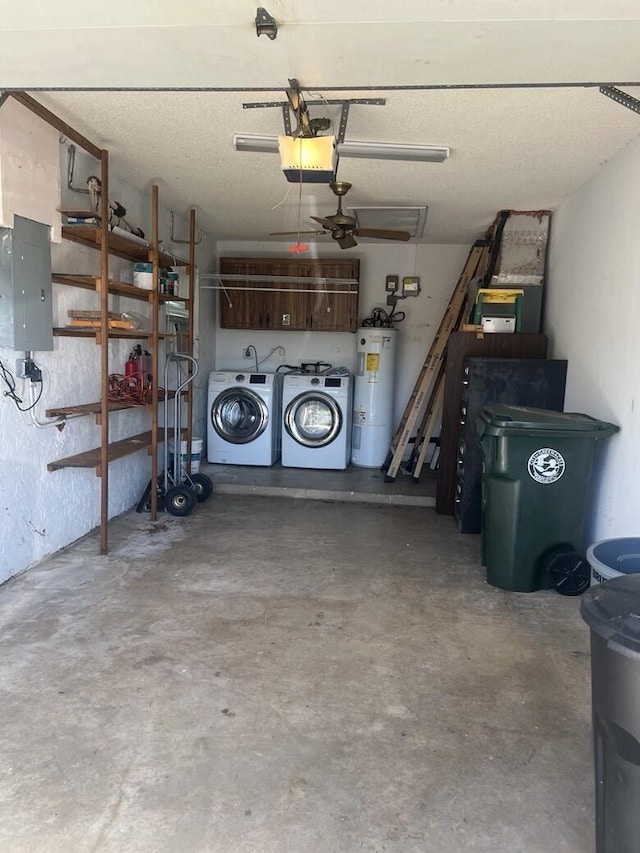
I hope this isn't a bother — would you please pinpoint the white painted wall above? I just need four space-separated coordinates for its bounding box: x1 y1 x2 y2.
214 240 469 425
0 102 216 583
545 133 640 544
0 97 61 240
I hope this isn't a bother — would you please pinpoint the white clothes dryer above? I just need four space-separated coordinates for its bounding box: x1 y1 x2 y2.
207 371 282 465
281 373 353 470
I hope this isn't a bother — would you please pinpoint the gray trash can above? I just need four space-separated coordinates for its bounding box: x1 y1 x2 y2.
581 575 640 852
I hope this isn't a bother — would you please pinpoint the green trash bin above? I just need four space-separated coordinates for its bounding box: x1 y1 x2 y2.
479 404 618 592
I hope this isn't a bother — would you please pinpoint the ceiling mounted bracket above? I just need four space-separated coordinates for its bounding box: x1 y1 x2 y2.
255 8 278 40
285 78 313 137
281 104 292 136
337 103 350 145
600 85 640 115
243 98 385 109
170 211 202 246
243 85 384 139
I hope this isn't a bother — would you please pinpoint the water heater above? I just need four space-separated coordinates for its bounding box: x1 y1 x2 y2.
351 327 397 467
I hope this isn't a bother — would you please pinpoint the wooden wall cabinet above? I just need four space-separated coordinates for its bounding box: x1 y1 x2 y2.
219 257 359 332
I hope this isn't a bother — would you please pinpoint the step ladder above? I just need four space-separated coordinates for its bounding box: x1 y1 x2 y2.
382 240 490 482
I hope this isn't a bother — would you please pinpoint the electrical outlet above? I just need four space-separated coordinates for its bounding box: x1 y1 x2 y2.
16 358 41 382
243 347 252 359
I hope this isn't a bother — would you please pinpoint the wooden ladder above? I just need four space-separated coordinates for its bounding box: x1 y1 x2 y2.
383 240 490 482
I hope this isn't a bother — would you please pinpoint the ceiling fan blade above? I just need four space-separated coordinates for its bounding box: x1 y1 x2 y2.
337 232 358 250
269 230 323 236
353 228 411 241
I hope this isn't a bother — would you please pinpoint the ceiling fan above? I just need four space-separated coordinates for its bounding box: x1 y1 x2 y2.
270 181 412 249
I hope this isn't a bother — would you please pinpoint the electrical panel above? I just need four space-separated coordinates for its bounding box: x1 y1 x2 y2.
0 215 53 351
402 276 421 296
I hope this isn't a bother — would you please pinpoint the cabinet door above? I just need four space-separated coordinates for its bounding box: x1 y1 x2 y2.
218 257 359 332
259 260 307 331
307 259 359 332
219 259 267 329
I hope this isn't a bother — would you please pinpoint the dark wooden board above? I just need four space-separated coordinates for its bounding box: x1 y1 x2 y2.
436 332 548 515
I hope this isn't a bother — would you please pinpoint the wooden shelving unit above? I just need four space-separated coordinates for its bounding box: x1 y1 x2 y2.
11 92 199 554
48 195 195 549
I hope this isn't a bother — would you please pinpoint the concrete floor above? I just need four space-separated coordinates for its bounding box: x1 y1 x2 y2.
206 462 437 507
0 493 594 852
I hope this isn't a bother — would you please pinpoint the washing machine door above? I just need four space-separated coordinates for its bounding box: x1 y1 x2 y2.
211 388 269 444
285 392 342 448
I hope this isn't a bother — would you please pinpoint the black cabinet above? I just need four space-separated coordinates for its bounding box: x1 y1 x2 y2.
454 357 568 533
437 332 549 515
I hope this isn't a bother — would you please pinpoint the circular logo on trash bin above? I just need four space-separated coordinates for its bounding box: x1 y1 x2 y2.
528 448 566 484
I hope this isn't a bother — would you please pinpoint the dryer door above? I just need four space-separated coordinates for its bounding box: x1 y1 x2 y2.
284 392 342 448
211 388 269 444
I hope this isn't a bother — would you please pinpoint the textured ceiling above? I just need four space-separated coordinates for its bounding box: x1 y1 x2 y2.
2 1 640 244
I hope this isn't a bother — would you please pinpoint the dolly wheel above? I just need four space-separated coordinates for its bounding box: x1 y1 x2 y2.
165 485 196 517
549 552 591 596
190 473 213 503
136 478 165 513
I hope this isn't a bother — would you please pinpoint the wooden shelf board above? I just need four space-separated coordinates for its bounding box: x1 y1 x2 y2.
160 293 189 305
52 273 155 302
62 225 189 268
47 401 133 418
58 208 99 218
53 327 166 340
46 391 177 419
63 225 149 263
48 429 168 472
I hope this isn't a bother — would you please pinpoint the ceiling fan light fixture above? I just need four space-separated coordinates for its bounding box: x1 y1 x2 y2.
277 135 337 183
234 134 450 164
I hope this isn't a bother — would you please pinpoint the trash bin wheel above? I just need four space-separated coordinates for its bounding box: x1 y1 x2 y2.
548 551 591 596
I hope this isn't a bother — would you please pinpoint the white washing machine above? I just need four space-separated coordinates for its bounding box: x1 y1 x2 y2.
281 373 353 470
207 371 282 465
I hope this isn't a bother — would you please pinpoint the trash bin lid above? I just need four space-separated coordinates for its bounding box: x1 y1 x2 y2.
581 574 640 655
480 404 618 435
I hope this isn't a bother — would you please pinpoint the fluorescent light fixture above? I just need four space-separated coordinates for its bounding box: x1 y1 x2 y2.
234 133 450 163
338 140 449 163
277 134 337 183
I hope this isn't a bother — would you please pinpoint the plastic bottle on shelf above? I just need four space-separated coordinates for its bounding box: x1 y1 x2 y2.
133 262 154 290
